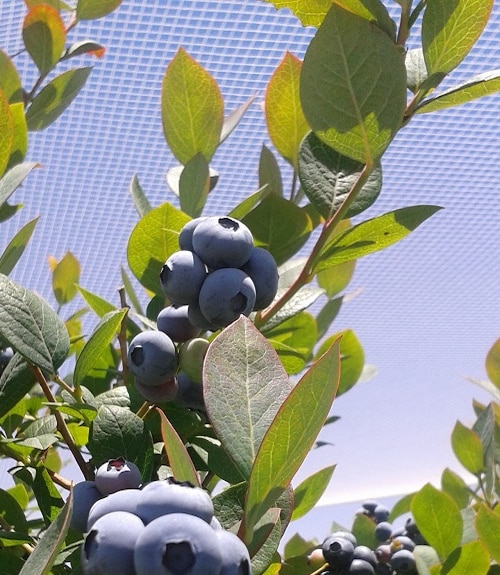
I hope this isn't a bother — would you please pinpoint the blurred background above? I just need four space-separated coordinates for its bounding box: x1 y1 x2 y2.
1 0 500 544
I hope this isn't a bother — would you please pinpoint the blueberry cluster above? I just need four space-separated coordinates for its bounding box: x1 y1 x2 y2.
312 500 424 575
0 345 13 376
73 459 250 575
127 215 279 405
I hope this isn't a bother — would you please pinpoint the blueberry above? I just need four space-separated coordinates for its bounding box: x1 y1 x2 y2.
135 376 178 403
307 548 326 569
87 488 143 531
349 559 375 574
178 338 209 383
81 511 144 575
137 478 214 524
373 504 390 523
160 250 207 306
353 546 377 567
134 512 222 575
157 305 202 343
179 217 208 251
127 330 178 386
95 457 142 496
187 301 219 332
390 549 416 574
322 535 355 568
330 531 357 547
375 544 392 564
215 529 251 575
392 536 416 552
191 216 254 269
239 247 279 310
404 517 419 537
361 500 378 514
375 521 393 541
0 347 13 368
70 481 103 533
198 268 256 327
173 372 205 412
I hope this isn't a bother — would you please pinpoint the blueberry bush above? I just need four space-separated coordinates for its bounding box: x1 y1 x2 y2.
0 1 500 574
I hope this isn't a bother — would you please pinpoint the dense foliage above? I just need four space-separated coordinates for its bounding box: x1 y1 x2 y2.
0 1 500 574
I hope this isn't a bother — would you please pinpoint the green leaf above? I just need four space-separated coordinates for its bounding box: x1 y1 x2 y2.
451 421 484 475
190 436 245 485
243 336 341 535
351 512 377 548
441 541 490 575
8 102 28 169
413 545 441 575
76 0 123 20
127 202 190 296
0 274 69 374
441 468 470 510
73 309 127 386
316 297 343 339
411 483 463 559
298 132 382 220
22 5 66 75
0 162 39 210
264 312 317 375
0 50 23 103
291 465 335 520
422 0 494 76
314 205 442 273
76 285 116 317
121 266 144 316
220 95 256 143
87 405 154 482
179 152 210 217
316 329 364 396
486 337 500 388
162 48 224 164
25 67 93 131
262 285 325 332
32 467 64 526
389 492 416 521
0 217 39 276
129 174 152 217
0 89 14 178
0 353 36 419
406 48 429 93
18 488 72 575
157 407 200 486
476 504 500 563
259 144 283 197
300 5 407 163
243 194 313 266
228 186 271 221
417 70 500 114
265 52 309 168
204 316 292 479
61 40 106 60
52 251 80 305
0 488 29 533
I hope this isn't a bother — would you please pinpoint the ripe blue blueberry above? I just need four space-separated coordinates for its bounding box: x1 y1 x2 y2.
361 500 378 514
160 250 207 306
137 478 214 524
390 549 416 574
0 346 13 368
173 372 205 412
178 217 208 251
134 512 223 575
349 559 375 574
191 216 254 269
70 481 103 533
373 504 390 523
215 529 251 575
239 247 279 310
198 268 256 327
81 511 145 575
127 330 178 386
353 546 377 567
392 536 416 552
87 487 143 531
157 305 201 342
95 457 142 496
322 535 355 568
135 376 178 403
375 521 393 541
330 531 357 547
187 301 219 332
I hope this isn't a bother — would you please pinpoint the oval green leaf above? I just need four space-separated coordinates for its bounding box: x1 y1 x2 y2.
204 316 292 479
265 52 309 168
291 465 335 520
0 50 23 103
179 152 210 217
0 162 39 210
441 541 490 575
162 48 224 164
298 132 382 220
243 336 341 535
8 102 28 169
486 337 500 388
0 274 69 374
26 67 93 131
127 202 190 296
476 504 500 563
52 251 80 305
0 217 39 276
300 5 407 164
76 0 123 20
451 421 484 475
422 0 494 76
0 89 14 178
411 483 463 560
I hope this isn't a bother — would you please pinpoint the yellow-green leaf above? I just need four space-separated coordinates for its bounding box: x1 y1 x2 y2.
162 48 224 164
450 421 484 475
476 504 500 563
486 337 500 389
8 103 28 170
422 0 494 76
265 52 309 168
0 50 23 104
0 89 14 178
23 4 66 76
76 0 123 20
52 251 80 306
